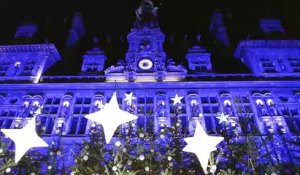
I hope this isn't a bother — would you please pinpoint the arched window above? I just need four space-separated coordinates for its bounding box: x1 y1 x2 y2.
60 95 73 118
252 93 268 117
153 94 169 132
20 95 32 117
187 94 201 118
92 94 105 112
187 94 203 134
32 95 44 107
13 61 22 75
219 93 234 116
155 94 167 118
251 92 281 134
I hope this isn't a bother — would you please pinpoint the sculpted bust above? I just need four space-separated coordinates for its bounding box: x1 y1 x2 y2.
135 0 158 22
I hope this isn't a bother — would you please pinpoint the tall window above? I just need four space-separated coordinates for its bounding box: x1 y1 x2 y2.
200 94 220 134
59 95 73 118
252 92 289 134
92 94 105 112
137 94 154 132
232 94 254 133
187 94 202 134
154 94 168 133
44 97 61 116
73 97 91 115
169 93 187 134
0 95 15 129
220 93 235 116
20 95 43 118
67 96 91 135
280 93 300 134
13 61 22 75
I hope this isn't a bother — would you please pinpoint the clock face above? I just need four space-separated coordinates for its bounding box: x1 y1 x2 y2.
138 58 153 70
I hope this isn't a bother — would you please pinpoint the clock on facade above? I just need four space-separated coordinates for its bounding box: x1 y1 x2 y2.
138 58 153 70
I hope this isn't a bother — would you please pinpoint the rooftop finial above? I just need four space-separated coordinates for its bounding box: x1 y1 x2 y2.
196 34 202 45
93 35 99 45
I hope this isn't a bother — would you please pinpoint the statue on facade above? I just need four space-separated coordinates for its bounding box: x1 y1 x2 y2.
166 58 187 72
135 0 159 22
104 59 125 74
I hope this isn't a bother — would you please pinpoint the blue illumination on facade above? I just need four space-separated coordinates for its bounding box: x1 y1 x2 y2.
0 1 300 174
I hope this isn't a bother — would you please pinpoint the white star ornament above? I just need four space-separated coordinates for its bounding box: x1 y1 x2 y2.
183 121 224 174
1 116 48 164
216 112 229 124
124 92 136 106
85 92 138 144
171 94 183 105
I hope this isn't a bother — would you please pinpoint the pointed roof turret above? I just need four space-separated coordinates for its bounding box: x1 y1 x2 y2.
70 12 86 38
65 12 86 49
209 9 230 46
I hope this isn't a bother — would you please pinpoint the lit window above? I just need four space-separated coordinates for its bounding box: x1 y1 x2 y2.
159 101 165 106
14 62 21 67
190 100 198 106
32 100 40 107
266 99 274 106
94 100 104 109
62 101 70 107
23 101 30 107
223 100 232 106
256 99 264 106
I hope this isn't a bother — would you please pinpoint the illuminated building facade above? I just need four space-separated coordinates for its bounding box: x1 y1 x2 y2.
0 1 299 172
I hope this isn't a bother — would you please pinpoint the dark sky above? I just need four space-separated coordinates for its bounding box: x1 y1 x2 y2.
0 0 299 74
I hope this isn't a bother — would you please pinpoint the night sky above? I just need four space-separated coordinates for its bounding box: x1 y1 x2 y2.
0 0 299 74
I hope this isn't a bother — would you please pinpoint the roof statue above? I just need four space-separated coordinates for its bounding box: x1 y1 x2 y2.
135 0 159 22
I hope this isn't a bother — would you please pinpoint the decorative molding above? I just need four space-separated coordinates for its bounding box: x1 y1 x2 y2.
234 40 300 58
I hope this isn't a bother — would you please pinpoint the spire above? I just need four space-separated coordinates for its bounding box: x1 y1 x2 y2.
189 34 207 53
91 35 104 53
70 12 86 38
65 30 79 48
196 34 202 45
209 9 230 46
65 12 86 48
63 12 86 71
93 35 99 44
